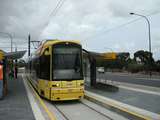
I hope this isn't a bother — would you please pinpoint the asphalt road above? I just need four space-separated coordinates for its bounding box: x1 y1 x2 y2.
97 72 160 87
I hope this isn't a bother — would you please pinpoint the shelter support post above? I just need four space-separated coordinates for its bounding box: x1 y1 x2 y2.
90 58 96 87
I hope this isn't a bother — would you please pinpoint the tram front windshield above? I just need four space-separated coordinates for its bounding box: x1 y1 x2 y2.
53 44 83 80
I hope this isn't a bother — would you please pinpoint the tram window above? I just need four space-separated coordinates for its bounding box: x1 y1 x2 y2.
53 45 83 80
33 57 40 78
40 54 50 80
36 59 40 78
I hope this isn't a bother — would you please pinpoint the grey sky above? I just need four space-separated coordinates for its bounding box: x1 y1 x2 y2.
0 0 160 59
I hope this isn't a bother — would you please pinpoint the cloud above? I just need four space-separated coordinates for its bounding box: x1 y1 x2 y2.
0 0 160 59
108 0 160 18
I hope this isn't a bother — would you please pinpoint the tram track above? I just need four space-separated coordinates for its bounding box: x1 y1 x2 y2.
43 99 127 120
80 101 113 120
24 74 128 120
50 100 113 120
53 104 70 120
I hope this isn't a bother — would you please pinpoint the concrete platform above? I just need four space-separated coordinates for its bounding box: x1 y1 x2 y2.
85 82 160 120
1 72 160 120
0 75 35 120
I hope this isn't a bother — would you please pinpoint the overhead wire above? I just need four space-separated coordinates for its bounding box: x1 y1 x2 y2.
111 11 160 31
0 41 28 44
1 0 67 52
88 11 160 40
49 0 66 18
29 0 66 51
41 0 66 34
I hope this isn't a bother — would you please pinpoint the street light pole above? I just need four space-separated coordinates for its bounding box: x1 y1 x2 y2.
130 13 151 53
13 42 17 52
130 12 152 76
0 32 13 52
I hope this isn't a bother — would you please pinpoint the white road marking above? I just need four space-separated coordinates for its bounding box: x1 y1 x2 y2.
136 77 160 81
118 85 160 96
22 75 45 120
96 79 160 96
106 73 160 81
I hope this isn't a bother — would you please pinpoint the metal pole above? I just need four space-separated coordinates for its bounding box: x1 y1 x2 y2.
12 42 17 52
130 13 152 76
12 42 18 79
28 34 31 57
10 34 13 52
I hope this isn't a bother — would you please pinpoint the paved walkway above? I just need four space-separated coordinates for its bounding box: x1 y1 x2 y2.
0 75 35 120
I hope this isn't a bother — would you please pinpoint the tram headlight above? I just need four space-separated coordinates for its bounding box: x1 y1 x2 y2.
52 83 60 87
56 83 60 87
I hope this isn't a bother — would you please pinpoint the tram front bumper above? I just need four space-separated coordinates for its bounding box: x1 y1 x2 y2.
51 88 84 101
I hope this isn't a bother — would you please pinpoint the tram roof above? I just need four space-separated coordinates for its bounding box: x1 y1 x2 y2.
39 39 81 47
35 39 81 55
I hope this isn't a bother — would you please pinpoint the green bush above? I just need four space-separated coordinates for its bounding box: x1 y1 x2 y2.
127 63 143 73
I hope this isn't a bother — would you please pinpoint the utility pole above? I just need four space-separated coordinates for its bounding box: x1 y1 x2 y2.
28 34 30 57
28 34 31 74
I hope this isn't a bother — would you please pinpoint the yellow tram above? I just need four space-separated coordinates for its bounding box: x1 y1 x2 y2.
26 40 84 101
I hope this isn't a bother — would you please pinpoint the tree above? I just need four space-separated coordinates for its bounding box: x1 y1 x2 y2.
156 60 160 65
116 52 130 69
134 50 154 65
155 60 160 72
